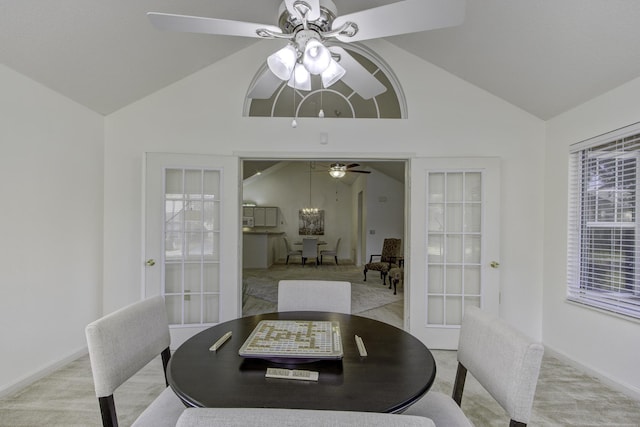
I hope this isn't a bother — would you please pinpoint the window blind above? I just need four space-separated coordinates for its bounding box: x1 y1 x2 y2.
568 128 640 319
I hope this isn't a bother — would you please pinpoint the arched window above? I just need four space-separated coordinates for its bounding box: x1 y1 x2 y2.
244 43 406 119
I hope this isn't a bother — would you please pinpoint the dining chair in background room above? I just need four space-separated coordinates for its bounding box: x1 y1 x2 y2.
85 295 185 427
283 236 302 265
301 237 319 267
363 238 402 285
404 305 544 427
320 237 341 265
175 407 436 427
277 280 351 314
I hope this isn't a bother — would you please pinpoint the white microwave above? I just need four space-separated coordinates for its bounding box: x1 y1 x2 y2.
242 217 254 227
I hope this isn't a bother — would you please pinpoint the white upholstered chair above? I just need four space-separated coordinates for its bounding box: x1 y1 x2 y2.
301 237 319 267
320 237 341 265
176 407 436 427
404 305 544 427
85 295 185 427
283 236 302 265
278 280 351 314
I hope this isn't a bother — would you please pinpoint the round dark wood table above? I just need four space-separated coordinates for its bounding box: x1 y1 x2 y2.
167 311 436 414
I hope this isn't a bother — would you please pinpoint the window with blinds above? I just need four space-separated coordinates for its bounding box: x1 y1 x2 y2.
568 124 640 319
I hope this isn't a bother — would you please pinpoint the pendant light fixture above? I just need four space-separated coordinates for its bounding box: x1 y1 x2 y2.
302 162 318 214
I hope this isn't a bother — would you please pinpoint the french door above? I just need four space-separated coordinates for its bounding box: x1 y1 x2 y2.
144 153 240 347
408 157 501 349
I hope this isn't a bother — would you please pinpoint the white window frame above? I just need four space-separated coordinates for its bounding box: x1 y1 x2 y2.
568 122 640 320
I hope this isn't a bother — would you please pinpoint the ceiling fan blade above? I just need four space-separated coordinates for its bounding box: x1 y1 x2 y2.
284 0 321 21
346 163 360 169
331 0 465 42
147 12 282 38
247 69 283 99
348 170 371 174
329 47 386 99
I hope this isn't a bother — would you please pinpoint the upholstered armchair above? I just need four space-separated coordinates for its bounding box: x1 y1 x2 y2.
363 238 402 285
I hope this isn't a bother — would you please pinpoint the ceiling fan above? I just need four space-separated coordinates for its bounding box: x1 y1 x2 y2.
147 0 465 100
324 162 371 178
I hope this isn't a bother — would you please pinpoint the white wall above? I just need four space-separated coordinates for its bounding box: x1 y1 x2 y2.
104 39 546 342
364 169 404 259
0 65 104 395
545 76 640 397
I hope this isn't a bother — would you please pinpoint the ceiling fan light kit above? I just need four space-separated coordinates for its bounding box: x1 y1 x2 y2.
266 2 349 90
329 163 347 178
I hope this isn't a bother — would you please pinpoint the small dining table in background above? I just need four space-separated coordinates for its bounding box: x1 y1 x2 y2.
293 240 327 246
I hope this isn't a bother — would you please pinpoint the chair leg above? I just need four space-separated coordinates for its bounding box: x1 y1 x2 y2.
161 347 171 387
286 255 290 265
335 256 338 265
98 395 117 427
363 268 368 281
320 255 323 264
452 362 468 406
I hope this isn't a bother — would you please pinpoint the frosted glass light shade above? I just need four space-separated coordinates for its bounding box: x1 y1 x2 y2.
329 169 346 178
267 44 297 80
329 164 347 178
287 63 311 91
321 59 346 88
302 39 331 75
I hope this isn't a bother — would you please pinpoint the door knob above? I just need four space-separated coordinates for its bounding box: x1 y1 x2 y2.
490 261 500 269
146 259 156 266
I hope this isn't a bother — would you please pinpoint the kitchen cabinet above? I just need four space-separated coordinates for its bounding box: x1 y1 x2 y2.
242 231 284 268
244 206 278 227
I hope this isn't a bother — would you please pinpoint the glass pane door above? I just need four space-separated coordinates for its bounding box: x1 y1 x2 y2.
426 171 482 327
163 168 221 326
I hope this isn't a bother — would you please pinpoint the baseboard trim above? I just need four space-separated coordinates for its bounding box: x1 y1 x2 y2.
0 347 88 399
544 345 640 401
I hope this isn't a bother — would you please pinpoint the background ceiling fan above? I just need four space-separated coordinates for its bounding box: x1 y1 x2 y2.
148 0 465 100
318 162 371 178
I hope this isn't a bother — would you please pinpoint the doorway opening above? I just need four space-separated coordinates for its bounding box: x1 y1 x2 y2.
240 158 407 328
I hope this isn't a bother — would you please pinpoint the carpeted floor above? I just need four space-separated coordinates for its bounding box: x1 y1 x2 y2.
242 263 402 316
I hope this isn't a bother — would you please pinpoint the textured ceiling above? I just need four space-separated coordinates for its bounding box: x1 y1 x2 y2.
2 0 640 119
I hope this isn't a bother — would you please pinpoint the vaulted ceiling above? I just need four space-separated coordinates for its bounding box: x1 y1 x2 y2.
2 0 640 119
